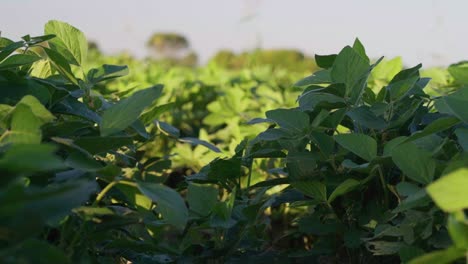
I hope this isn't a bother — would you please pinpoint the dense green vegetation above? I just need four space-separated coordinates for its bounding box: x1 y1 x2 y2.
0 20 467 263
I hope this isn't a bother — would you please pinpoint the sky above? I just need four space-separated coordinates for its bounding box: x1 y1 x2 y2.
1 0 467 67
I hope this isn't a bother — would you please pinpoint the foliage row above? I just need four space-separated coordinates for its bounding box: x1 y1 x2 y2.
0 21 467 263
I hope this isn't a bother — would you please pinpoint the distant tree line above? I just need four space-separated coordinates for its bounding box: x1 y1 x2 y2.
89 32 318 71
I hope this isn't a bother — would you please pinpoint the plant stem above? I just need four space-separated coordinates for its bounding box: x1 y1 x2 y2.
377 166 389 208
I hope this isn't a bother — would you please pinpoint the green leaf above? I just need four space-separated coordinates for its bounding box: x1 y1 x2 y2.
140 102 174 125
0 54 40 70
408 246 465 264
1 95 54 145
87 64 129 84
352 38 370 63
291 181 327 202
266 108 309 134
427 167 468 212
331 46 370 99
328 178 361 203
447 211 468 249
179 137 221 153
347 106 387 130
0 40 25 62
334 133 377 162
155 120 180 138
137 182 188 230
0 144 64 172
314 54 337 69
100 85 163 136
455 128 468 151
43 48 78 85
405 117 460 143
286 152 318 181
293 70 331 87
436 87 468 123
44 20 88 66
448 61 468 85
74 136 133 155
387 76 419 101
391 142 435 184
298 92 345 111
187 183 218 216
371 57 403 82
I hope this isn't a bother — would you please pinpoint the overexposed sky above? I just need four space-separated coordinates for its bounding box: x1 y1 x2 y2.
1 0 467 66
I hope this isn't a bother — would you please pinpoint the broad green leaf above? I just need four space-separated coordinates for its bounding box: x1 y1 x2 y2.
328 178 361 203
447 211 468 249
100 85 162 136
408 246 465 264
448 61 468 85
427 167 468 212
155 120 180 138
266 108 309 134
391 142 435 184
286 152 318 181
137 182 188 229
347 106 387 130
0 144 64 172
74 136 133 155
455 128 468 151
331 46 369 99
393 188 431 213
371 57 403 82
292 181 327 202
0 41 25 62
140 102 174 125
334 133 377 162
436 87 468 123
87 64 129 84
30 59 53 78
314 54 337 69
298 92 345 111
387 76 419 101
1 96 54 145
44 20 87 66
179 137 221 153
294 70 331 87
405 117 460 143
352 38 370 62
0 54 40 70
43 48 78 85
187 183 218 216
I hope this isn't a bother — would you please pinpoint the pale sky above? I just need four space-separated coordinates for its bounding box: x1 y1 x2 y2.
1 0 467 67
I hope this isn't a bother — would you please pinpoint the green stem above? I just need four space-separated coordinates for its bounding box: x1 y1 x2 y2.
93 181 119 205
377 166 389 208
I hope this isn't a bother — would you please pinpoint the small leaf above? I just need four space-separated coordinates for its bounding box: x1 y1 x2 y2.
436 87 468 123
